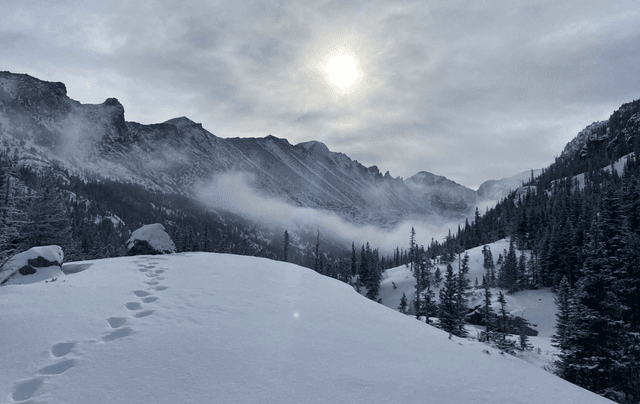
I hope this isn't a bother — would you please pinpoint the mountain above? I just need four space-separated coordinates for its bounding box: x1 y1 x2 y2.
0 71 517 229
476 169 542 203
0 253 614 403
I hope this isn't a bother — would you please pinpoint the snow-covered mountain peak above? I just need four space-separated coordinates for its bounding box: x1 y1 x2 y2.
407 171 457 187
0 70 520 228
163 116 199 129
296 140 330 156
560 120 609 158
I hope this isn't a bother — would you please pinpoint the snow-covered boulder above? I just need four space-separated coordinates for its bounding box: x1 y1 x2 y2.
125 223 176 256
0 246 64 286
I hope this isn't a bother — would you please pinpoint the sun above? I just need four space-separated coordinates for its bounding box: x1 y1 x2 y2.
324 51 358 91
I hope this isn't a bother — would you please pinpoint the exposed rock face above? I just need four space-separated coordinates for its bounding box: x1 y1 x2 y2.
125 224 176 256
0 246 64 286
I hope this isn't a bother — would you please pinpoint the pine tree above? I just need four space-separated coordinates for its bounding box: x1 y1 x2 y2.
0 151 28 258
551 276 578 381
359 244 368 288
455 252 471 337
480 275 497 341
283 230 289 262
498 239 518 293
495 291 515 352
364 242 380 301
439 263 465 336
517 253 527 290
398 292 408 314
351 242 357 277
22 170 75 252
433 266 442 287
566 186 627 395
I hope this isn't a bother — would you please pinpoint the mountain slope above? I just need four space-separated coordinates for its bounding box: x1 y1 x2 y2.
0 253 613 403
0 71 515 228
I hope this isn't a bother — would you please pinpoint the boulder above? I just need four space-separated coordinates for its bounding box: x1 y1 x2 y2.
0 246 64 286
125 223 176 256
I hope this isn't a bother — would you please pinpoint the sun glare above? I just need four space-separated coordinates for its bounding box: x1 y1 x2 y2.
325 51 358 91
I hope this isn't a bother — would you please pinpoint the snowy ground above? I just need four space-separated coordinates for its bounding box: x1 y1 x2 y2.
380 239 561 369
0 252 611 403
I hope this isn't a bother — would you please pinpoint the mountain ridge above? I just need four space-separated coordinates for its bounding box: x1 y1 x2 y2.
0 71 528 227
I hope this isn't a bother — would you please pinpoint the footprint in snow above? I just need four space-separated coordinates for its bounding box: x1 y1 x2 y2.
125 302 142 311
133 290 151 297
51 342 75 358
154 269 165 274
134 310 155 318
138 268 148 272
153 286 168 291
107 317 127 329
102 327 134 342
38 359 77 375
12 378 44 401
12 342 79 401
145 280 159 286
142 296 158 303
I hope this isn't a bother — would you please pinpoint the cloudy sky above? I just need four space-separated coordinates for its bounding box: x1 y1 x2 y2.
3 0 640 189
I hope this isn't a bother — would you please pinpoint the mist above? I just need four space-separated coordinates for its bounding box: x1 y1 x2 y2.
195 172 464 254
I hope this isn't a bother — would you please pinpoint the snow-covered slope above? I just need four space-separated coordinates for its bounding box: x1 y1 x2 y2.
0 253 612 403
476 169 542 204
379 238 560 373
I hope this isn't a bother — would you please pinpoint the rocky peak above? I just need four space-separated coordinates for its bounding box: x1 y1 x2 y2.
296 140 330 156
164 116 198 129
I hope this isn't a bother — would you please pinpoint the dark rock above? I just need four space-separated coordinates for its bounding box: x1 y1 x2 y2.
28 255 62 268
19 265 37 275
126 239 164 256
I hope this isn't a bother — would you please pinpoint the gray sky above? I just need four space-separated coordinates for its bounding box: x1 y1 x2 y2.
3 0 640 189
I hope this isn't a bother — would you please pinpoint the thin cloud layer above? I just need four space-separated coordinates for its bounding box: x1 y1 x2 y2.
2 0 640 188
195 172 457 252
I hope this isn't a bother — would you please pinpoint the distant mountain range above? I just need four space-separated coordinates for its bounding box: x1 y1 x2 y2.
0 71 531 228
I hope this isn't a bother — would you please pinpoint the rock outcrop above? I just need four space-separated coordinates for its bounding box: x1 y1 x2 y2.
125 224 176 256
0 246 65 286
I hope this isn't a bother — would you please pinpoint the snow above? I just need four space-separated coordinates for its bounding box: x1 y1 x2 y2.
0 253 613 403
379 238 563 375
0 246 64 286
125 223 176 254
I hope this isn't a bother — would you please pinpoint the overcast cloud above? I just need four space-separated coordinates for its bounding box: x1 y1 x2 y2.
2 0 640 189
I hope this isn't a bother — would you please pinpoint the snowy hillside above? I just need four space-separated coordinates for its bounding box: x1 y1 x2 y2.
379 239 560 367
0 253 612 403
